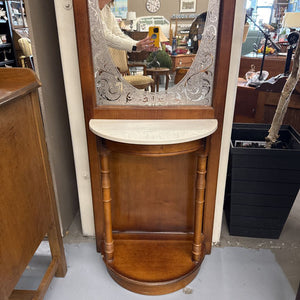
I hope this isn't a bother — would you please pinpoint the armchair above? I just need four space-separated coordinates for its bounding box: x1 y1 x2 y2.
109 48 154 91
18 37 34 69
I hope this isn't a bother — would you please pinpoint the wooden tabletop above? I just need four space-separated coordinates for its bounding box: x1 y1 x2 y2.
146 68 170 73
0 68 41 106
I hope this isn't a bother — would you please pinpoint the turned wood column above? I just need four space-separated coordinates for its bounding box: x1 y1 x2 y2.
100 146 114 261
192 139 209 262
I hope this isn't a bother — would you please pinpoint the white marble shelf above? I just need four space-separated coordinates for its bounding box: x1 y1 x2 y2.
89 119 218 145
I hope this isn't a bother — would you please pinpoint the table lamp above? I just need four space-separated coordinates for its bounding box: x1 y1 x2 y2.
127 11 136 31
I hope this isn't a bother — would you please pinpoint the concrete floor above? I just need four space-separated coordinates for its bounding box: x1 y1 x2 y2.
15 194 299 299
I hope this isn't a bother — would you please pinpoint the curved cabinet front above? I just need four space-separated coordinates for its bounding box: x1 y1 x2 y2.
90 119 217 295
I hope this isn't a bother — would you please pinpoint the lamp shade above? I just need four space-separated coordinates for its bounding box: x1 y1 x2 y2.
283 12 300 28
127 11 136 21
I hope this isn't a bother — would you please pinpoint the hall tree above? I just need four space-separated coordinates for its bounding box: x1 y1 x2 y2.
71 0 237 294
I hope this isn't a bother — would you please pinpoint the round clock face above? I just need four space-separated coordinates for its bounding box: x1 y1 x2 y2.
146 0 160 13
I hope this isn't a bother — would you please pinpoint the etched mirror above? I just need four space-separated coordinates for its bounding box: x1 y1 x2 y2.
88 0 220 106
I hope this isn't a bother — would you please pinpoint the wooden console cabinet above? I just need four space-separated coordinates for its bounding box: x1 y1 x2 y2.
239 54 289 78
73 0 236 295
89 119 217 295
171 54 196 72
0 68 66 300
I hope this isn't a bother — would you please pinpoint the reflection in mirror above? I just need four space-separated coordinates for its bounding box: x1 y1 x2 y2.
88 0 220 106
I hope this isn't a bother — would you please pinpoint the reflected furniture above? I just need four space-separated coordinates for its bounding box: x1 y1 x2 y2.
109 47 154 91
239 54 289 79
126 31 148 62
18 37 34 69
146 67 170 92
0 68 67 300
234 78 300 132
174 67 189 84
171 54 196 72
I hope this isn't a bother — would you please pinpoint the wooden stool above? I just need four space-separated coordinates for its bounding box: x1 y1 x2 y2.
146 67 170 92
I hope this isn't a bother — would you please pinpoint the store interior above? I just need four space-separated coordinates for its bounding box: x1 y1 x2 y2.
0 0 299 299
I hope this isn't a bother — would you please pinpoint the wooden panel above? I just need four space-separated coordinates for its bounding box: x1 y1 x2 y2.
234 89 300 131
93 105 215 119
0 68 66 300
239 55 289 79
263 92 300 132
109 239 197 281
0 94 52 298
171 54 196 72
9 290 36 300
107 239 202 295
203 0 236 252
233 86 259 123
103 139 203 156
110 152 197 232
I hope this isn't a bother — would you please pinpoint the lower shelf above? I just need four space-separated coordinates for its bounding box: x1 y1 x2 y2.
106 239 204 295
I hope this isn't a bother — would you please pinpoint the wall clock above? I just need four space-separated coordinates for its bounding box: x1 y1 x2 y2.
146 0 160 13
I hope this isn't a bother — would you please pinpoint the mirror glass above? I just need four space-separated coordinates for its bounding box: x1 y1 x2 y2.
88 0 220 106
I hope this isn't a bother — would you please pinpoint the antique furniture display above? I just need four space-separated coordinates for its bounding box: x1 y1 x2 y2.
146 67 170 91
89 119 217 294
73 0 236 295
0 68 67 300
18 36 34 69
235 54 300 132
234 77 300 132
109 47 154 91
239 54 290 79
171 53 196 72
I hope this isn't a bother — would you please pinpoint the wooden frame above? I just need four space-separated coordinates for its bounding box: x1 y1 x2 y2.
73 0 236 294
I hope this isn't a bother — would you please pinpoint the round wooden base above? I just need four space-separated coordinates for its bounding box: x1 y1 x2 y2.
105 239 204 295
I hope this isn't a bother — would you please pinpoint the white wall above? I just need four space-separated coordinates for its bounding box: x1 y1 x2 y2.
25 0 79 234
212 0 247 243
128 0 209 20
54 0 95 236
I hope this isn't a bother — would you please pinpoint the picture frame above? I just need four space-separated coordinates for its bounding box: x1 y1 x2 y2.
110 0 128 19
180 0 196 13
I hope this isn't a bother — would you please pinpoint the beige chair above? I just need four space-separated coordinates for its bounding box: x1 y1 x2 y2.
18 37 34 69
109 48 154 91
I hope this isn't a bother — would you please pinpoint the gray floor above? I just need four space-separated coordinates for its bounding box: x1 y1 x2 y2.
15 194 300 299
